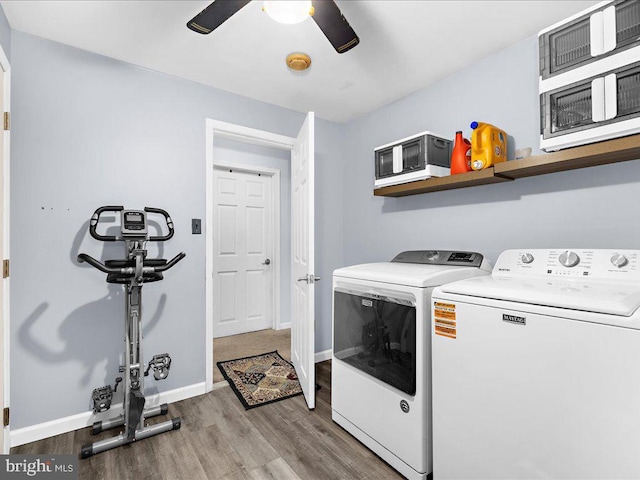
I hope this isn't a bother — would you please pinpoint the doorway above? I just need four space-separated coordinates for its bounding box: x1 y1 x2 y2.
205 116 317 409
205 122 294 391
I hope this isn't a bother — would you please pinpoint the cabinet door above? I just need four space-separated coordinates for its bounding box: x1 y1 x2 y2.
616 0 640 49
540 0 640 80
374 146 395 180
541 61 640 139
542 79 595 138
540 14 592 79
400 137 425 172
615 63 640 119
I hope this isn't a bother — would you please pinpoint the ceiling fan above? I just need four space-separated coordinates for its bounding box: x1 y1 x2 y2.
187 0 360 54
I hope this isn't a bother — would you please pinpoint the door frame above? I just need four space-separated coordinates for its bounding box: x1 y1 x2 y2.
0 43 11 453
211 162 281 337
205 119 295 391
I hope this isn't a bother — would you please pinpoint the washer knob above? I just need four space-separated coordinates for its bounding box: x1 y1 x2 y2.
521 253 534 264
559 250 580 268
611 253 628 268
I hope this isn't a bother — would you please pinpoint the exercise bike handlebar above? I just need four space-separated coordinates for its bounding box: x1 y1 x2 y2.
144 207 174 242
77 252 186 275
77 253 120 273
89 206 124 242
154 252 186 272
89 206 175 242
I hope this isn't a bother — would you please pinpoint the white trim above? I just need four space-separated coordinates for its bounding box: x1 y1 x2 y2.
277 321 291 331
10 382 206 448
314 349 332 363
207 119 295 151
206 121 214 391
211 162 282 332
0 42 11 455
213 162 279 176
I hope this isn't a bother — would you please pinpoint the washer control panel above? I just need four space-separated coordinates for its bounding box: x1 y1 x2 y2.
493 249 640 281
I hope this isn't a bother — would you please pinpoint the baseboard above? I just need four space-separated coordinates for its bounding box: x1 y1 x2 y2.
10 382 206 448
315 349 332 363
276 322 291 330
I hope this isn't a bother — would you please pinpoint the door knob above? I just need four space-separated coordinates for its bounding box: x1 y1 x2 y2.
262 258 271 265
297 274 321 283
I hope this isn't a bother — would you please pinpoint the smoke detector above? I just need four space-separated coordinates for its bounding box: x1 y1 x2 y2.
286 53 312 71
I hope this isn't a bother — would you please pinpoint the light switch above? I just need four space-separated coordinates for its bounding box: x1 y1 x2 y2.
192 219 201 234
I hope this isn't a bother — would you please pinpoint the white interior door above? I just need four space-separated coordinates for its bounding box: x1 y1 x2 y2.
291 112 315 409
213 168 274 338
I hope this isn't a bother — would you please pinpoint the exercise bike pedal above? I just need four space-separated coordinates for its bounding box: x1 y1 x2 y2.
145 353 172 380
92 386 113 413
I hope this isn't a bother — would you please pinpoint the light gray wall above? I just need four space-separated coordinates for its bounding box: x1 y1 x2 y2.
10 31 343 430
314 119 344 352
0 5 10 61
342 37 640 267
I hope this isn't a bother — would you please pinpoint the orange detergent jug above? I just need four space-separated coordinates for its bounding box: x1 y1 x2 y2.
450 131 472 174
470 121 507 171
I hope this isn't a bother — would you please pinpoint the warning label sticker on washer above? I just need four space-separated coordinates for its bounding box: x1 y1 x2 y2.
434 302 457 339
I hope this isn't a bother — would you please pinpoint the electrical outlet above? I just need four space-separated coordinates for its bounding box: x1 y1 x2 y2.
192 219 201 234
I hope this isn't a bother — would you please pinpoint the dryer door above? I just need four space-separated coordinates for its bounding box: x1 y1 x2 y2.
334 286 416 395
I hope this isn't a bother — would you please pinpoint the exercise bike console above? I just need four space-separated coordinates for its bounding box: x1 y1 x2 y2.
121 210 147 236
78 205 185 459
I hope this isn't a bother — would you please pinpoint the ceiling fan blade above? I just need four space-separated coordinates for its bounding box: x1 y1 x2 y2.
187 0 251 34
311 0 359 54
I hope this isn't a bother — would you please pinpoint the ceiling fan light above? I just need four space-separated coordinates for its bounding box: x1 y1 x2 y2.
263 1 313 25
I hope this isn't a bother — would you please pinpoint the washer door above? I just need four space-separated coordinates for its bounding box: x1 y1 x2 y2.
333 287 416 395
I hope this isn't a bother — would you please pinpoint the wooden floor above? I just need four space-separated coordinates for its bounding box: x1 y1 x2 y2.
12 360 403 480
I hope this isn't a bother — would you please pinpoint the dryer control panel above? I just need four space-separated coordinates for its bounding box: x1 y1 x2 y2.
493 249 640 281
392 250 484 267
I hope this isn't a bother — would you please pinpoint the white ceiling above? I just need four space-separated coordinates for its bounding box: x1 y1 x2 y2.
1 0 600 123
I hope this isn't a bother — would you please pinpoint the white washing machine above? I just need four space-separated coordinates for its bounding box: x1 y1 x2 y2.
432 249 640 479
332 251 492 480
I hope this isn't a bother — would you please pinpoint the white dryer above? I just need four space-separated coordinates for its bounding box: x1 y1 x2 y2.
332 251 491 480
432 249 640 479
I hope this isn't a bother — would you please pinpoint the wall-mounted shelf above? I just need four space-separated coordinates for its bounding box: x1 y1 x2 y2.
373 168 510 197
373 134 640 197
494 134 640 179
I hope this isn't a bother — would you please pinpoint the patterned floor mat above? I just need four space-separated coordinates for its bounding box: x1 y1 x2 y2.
217 351 303 409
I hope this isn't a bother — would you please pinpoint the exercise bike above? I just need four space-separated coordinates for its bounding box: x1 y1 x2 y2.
77 206 185 459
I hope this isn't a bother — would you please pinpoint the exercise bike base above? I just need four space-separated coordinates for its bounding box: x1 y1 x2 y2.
81 416 181 459
91 403 169 435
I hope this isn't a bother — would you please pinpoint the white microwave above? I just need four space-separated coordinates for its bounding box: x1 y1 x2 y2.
374 131 452 188
539 0 640 151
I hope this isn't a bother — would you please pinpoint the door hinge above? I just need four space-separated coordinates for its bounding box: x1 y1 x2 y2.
2 259 8 278
3 408 8 427
3 112 9 131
